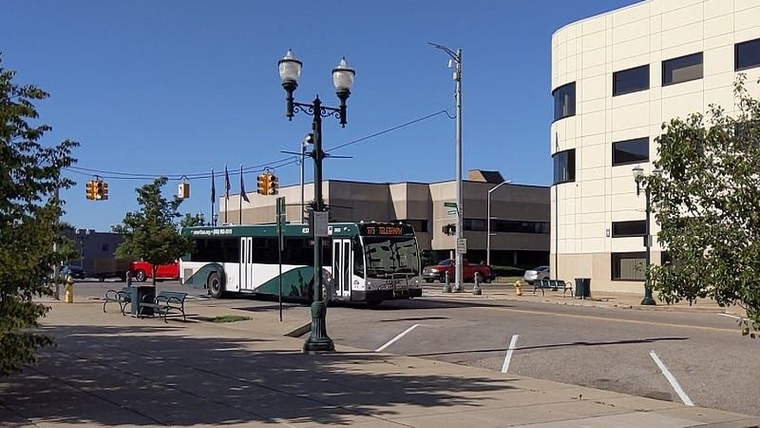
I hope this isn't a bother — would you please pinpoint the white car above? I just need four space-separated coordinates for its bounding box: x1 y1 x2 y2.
523 266 550 284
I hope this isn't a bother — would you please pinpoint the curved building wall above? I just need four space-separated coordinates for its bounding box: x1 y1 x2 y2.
550 0 760 293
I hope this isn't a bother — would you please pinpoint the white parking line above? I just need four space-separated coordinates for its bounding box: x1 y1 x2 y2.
501 334 520 373
649 351 694 406
375 324 420 353
719 313 741 320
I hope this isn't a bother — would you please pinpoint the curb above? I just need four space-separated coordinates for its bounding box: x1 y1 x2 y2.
284 322 311 338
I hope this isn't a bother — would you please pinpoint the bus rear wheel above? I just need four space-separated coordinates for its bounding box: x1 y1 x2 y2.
208 272 224 299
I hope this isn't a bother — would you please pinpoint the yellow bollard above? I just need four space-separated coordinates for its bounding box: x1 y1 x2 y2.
514 280 523 296
64 275 74 303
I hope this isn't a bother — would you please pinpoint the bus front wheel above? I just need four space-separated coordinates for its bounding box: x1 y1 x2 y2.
208 272 223 299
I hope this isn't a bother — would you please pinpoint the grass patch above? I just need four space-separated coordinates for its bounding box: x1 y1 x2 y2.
209 315 252 323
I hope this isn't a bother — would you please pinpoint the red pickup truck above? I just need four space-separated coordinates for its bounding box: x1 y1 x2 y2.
421 259 495 283
130 260 179 282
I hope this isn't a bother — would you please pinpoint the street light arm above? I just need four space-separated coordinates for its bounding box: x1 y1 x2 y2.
428 42 461 63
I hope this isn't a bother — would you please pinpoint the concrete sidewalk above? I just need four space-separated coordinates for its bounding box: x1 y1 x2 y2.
421 283 746 316
1 300 757 427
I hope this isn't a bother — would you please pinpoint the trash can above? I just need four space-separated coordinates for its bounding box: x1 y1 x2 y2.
574 278 591 299
129 286 156 316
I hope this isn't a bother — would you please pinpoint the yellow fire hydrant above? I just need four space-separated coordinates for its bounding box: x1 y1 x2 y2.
514 280 523 296
64 274 75 303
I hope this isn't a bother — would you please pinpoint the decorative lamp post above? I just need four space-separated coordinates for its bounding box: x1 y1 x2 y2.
197 212 205 226
212 213 219 226
278 49 355 354
486 180 510 267
632 165 661 306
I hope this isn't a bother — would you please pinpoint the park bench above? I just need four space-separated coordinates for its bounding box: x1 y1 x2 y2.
138 291 188 323
102 287 132 315
532 279 573 297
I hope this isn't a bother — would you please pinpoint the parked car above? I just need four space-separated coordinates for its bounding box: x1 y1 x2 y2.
61 265 86 280
523 265 550 284
130 260 180 282
422 259 495 283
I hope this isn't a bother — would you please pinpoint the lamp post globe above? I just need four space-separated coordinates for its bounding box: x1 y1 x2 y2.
332 57 355 96
278 49 302 90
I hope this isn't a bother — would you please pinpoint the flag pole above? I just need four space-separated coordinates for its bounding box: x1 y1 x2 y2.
239 165 243 225
210 168 215 226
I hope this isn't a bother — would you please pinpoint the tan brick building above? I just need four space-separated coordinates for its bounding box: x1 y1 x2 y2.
218 170 550 268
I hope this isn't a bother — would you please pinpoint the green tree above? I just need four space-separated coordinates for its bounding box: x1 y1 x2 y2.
0 56 79 375
179 213 205 228
649 75 760 337
112 177 190 285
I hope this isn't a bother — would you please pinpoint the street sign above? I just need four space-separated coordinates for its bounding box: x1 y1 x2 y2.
446 209 457 216
443 201 457 208
457 238 467 254
313 211 329 237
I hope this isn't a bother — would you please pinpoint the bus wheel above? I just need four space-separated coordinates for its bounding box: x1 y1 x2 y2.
208 272 223 299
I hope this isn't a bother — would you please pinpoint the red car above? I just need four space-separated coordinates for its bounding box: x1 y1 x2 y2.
421 259 495 283
130 260 179 282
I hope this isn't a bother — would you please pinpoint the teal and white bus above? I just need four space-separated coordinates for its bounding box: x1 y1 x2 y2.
180 221 422 305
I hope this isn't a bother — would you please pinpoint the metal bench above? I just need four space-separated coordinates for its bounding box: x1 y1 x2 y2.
532 279 573 297
139 291 188 322
103 287 132 315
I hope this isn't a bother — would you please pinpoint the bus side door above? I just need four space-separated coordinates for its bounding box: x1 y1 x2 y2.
331 239 352 299
239 237 253 291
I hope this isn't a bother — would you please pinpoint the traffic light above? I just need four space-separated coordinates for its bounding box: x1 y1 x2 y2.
85 180 97 200
442 223 456 236
267 174 278 195
97 181 109 200
257 174 268 195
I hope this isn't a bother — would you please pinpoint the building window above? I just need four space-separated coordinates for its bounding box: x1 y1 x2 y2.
399 219 428 233
663 52 703 86
612 137 649 166
736 38 760 71
463 219 487 231
611 220 646 238
552 149 575 184
493 220 549 234
611 252 646 281
552 82 576 121
613 65 649 96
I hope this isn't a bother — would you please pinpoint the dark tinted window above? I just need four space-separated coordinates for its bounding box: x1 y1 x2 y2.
553 82 576 121
191 238 239 263
613 65 649 96
463 219 487 231
663 52 703 86
612 137 649 166
736 38 760 71
492 220 549 234
611 252 646 281
553 149 576 184
612 220 646 238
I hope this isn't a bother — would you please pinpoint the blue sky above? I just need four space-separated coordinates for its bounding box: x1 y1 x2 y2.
3 0 636 231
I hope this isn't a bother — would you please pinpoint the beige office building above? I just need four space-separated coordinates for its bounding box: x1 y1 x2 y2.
551 0 760 292
220 170 550 267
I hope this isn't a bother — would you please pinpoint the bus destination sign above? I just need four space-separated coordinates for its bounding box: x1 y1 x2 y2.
360 224 412 236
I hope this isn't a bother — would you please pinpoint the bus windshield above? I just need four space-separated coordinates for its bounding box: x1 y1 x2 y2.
363 236 419 277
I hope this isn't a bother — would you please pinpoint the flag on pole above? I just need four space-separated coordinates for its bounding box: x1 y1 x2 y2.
240 165 250 203
224 164 231 200
211 168 216 202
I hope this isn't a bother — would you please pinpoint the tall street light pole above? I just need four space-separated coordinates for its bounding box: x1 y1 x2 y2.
430 42 463 292
279 49 355 354
632 165 661 306
487 180 510 267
